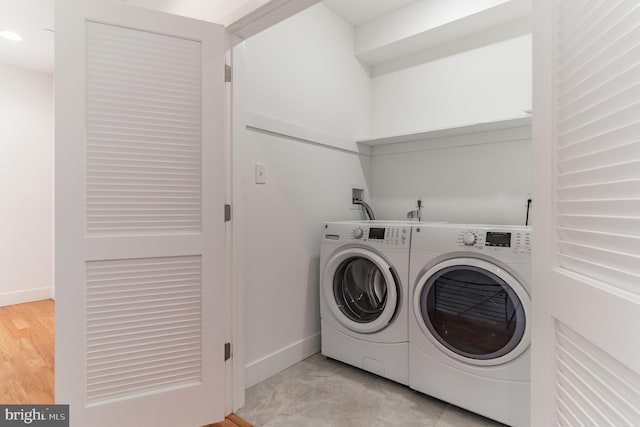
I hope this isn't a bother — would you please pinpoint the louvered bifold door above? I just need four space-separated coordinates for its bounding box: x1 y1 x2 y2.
556 1 640 293
86 22 203 236
532 1 640 426
55 1 227 426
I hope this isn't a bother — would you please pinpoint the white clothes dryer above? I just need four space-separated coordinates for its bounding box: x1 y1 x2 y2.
409 224 532 426
320 220 413 385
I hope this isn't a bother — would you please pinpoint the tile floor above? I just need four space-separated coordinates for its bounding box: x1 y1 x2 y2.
238 353 507 427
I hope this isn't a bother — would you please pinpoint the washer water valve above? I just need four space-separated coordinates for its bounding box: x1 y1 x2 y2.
407 199 423 221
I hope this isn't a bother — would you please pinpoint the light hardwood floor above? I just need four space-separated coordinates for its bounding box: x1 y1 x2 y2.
0 299 54 404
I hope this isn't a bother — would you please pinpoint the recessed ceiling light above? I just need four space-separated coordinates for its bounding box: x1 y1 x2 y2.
0 30 23 41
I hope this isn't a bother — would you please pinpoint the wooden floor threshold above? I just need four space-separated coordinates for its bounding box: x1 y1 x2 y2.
203 413 253 427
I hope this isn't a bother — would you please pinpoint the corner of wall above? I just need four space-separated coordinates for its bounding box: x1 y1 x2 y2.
245 333 320 388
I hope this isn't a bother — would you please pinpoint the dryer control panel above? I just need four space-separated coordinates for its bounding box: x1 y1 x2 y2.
456 228 531 255
350 226 410 246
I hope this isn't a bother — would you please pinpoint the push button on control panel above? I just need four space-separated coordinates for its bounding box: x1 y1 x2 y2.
512 231 532 254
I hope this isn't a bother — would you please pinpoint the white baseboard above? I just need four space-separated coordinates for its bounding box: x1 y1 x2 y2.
245 333 321 388
0 287 53 307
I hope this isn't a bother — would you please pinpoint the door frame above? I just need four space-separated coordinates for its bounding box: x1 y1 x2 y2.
228 35 247 412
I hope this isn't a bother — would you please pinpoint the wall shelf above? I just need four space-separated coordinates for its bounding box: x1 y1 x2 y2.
246 113 532 157
358 116 532 156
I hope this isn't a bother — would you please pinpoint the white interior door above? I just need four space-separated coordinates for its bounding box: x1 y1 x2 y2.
532 1 640 425
55 1 227 426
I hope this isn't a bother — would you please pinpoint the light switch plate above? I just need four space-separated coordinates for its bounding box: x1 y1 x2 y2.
255 163 266 184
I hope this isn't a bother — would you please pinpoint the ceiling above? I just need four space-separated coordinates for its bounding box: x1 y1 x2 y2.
0 0 426 75
322 0 418 27
0 0 54 75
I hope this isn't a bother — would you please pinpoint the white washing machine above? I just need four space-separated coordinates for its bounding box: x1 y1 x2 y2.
409 224 532 426
320 220 413 385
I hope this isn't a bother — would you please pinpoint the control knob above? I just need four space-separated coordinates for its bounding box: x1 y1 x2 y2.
462 231 476 246
352 227 364 239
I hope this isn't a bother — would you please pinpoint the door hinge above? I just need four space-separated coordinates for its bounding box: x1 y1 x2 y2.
224 204 232 222
224 342 232 361
225 64 232 83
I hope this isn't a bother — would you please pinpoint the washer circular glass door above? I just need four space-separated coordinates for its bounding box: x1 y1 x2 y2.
413 258 530 365
323 248 398 334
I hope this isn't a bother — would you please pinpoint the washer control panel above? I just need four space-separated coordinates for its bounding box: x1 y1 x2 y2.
350 226 409 246
456 228 531 254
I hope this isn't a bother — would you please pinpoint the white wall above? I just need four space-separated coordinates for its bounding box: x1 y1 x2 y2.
238 3 371 387
0 63 53 306
369 125 532 225
245 5 370 139
367 33 532 225
370 34 532 137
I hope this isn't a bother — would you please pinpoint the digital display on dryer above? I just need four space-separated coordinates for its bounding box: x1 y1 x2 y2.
486 232 511 247
369 227 386 240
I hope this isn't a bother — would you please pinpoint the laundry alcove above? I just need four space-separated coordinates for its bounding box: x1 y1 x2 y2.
233 0 533 399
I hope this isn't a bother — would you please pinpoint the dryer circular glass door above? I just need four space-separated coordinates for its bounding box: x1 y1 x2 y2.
323 248 399 334
413 257 530 365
